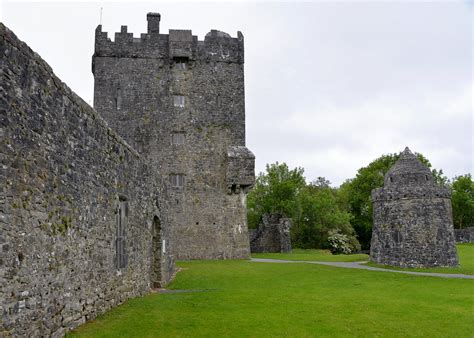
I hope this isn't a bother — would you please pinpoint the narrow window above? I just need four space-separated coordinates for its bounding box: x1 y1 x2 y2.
173 95 185 107
151 216 161 288
115 197 128 269
169 174 185 188
171 132 185 145
173 57 188 70
425 175 428 181
175 61 186 70
116 87 122 110
216 94 222 107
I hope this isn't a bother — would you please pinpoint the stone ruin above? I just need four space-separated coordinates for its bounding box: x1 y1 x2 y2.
249 214 292 253
454 227 474 243
1 12 254 336
370 147 458 268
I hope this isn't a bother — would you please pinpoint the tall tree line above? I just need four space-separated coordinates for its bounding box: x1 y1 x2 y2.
247 154 473 252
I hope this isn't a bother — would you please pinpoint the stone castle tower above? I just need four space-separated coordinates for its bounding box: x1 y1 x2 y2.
92 13 255 259
370 147 458 267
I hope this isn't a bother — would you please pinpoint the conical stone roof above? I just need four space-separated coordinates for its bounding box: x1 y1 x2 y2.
384 147 433 187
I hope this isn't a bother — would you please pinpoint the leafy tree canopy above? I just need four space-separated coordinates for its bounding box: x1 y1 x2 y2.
247 162 305 229
247 162 360 252
451 174 474 229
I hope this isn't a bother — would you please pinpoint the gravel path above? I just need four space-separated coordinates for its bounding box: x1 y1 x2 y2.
251 258 474 279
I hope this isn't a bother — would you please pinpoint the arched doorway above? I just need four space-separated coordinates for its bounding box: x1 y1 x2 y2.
151 215 161 288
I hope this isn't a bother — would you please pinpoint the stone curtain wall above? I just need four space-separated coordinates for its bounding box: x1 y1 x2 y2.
92 14 255 260
249 214 292 253
0 23 173 336
370 148 458 268
454 227 474 243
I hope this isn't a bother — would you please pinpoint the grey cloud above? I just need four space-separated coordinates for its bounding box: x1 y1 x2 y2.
3 1 472 185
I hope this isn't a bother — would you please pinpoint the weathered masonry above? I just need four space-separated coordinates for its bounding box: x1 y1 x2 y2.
370 147 458 268
92 13 255 259
249 214 292 253
0 23 174 336
454 227 474 243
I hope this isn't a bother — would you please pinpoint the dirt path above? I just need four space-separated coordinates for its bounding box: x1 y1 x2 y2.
251 258 474 279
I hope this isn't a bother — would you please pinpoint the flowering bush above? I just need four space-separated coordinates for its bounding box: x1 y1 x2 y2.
328 229 357 254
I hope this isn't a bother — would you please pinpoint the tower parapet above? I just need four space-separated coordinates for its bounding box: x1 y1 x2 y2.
147 12 161 34
93 14 244 64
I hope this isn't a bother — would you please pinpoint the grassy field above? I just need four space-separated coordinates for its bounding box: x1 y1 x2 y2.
70 245 474 337
252 248 369 262
254 244 474 275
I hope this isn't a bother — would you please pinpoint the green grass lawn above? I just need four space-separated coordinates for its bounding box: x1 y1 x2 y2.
364 243 474 275
253 244 474 275
252 248 369 262
70 246 474 337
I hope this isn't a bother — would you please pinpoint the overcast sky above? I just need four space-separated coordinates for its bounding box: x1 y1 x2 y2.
1 0 472 185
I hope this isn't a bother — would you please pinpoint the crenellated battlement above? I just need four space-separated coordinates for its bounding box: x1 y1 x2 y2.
93 13 244 65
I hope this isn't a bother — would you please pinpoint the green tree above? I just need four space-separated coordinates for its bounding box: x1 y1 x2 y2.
344 151 445 250
345 153 398 250
247 162 305 229
451 174 474 229
292 183 360 252
247 163 360 252
335 179 352 212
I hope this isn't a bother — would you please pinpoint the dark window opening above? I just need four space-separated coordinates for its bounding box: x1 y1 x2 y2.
173 57 188 70
151 215 162 288
115 197 128 269
170 174 185 188
425 175 428 181
393 229 402 244
230 184 241 193
216 94 222 107
115 86 122 110
115 95 122 110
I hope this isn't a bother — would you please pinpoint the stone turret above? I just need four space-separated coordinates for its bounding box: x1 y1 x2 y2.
370 147 458 267
147 12 161 34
